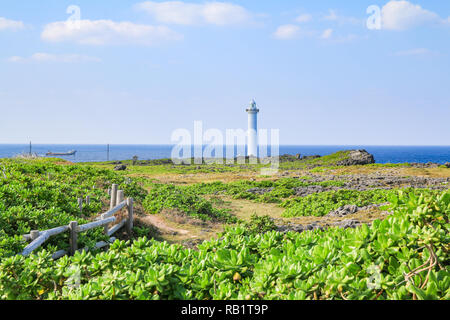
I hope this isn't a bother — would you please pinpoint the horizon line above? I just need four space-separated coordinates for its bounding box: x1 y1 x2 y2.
0 143 449 147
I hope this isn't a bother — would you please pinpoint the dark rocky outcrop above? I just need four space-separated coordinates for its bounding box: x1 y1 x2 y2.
275 218 365 234
410 162 440 168
301 155 321 160
292 174 449 196
336 149 375 166
114 164 127 171
326 203 389 218
246 187 274 195
276 222 323 233
332 219 362 229
326 205 358 217
293 185 327 197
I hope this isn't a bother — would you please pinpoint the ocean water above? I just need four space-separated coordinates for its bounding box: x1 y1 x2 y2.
0 144 449 164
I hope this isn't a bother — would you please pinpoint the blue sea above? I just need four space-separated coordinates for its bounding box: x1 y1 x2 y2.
0 144 449 164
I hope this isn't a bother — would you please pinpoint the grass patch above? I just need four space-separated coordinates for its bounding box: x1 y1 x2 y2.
143 184 236 223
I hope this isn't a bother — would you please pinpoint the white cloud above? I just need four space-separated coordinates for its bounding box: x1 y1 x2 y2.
296 14 312 23
323 9 361 25
8 53 102 63
135 1 252 26
324 10 338 21
8 56 24 63
381 1 441 30
320 28 333 39
273 24 301 40
0 17 24 31
333 34 365 43
41 20 182 45
394 48 434 56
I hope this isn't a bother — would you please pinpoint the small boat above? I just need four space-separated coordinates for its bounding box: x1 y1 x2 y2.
46 150 77 156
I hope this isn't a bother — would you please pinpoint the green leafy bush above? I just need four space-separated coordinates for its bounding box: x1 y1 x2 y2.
184 178 346 204
143 184 236 223
281 189 392 217
1 189 447 300
0 159 146 259
243 214 277 235
281 188 442 217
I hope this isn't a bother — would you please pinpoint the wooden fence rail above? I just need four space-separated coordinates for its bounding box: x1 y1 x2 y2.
20 184 133 259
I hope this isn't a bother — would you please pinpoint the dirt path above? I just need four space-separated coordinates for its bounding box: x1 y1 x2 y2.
135 211 225 244
136 214 190 235
206 195 285 220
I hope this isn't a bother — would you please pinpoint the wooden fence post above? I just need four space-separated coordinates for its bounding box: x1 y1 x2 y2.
85 195 90 205
69 221 78 255
110 184 118 210
78 198 83 213
30 230 40 241
126 198 133 236
106 184 118 234
116 190 124 207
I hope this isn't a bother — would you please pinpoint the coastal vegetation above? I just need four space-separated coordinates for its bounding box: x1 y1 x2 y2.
0 190 448 300
143 184 236 223
0 158 145 260
0 150 448 300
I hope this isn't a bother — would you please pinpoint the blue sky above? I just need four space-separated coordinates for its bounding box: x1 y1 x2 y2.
0 0 449 145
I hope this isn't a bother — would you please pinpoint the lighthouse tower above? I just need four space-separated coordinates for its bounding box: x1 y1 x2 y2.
246 99 259 157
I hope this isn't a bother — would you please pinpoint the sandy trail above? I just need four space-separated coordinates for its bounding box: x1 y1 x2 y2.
137 214 190 235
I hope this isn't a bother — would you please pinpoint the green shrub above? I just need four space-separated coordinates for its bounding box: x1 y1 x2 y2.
243 214 277 234
1 189 447 300
143 184 236 223
0 159 147 259
280 188 442 217
281 189 394 217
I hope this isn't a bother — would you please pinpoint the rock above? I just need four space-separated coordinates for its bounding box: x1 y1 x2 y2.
327 205 358 217
302 155 321 160
333 219 361 229
444 162 450 168
114 164 127 171
182 239 203 249
294 185 326 197
246 187 274 195
288 173 449 196
336 150 375 166
304 223 323 231
410 162 440 168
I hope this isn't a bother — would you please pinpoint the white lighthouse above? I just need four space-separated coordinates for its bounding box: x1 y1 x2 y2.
246 99 259 157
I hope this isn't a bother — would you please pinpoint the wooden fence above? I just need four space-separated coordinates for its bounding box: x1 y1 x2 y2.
20 183 133 259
